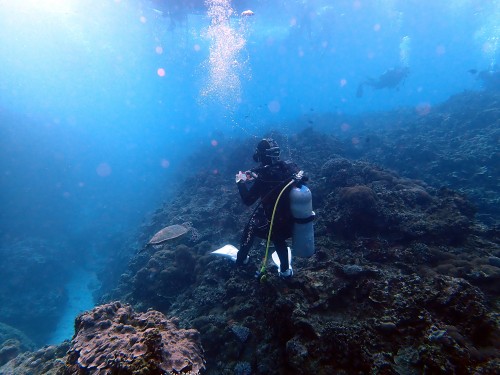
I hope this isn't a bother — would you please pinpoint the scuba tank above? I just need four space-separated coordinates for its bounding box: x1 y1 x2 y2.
289 183 315 257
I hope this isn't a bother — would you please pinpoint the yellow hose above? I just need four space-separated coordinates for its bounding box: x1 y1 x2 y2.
260 179 294 282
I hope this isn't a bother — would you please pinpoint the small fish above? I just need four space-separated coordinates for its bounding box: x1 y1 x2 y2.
152 8 164 16
356 84 364 98
241 10 254 17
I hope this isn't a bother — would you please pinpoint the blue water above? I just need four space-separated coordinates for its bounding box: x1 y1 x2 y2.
47 267 98 345
0 0 498 345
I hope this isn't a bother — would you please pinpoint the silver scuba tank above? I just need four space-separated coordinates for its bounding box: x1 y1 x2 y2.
289 184 315 257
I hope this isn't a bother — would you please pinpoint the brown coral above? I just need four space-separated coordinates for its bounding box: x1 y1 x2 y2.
339 185 377 212
65 302 204 374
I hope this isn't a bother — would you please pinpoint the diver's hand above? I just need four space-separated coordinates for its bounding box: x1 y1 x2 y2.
235 171 247 183
236 171 255 183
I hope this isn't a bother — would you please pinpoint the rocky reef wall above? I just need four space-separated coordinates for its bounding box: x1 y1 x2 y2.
98 100 499 374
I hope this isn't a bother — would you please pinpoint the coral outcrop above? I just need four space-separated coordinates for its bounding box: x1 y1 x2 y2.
65 302 204 374
0 302 205 375
317 157 475 243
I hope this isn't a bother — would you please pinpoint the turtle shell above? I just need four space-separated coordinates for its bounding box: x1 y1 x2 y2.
148 224 189 245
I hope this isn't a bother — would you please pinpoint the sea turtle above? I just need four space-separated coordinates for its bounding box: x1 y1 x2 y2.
147 224 189 245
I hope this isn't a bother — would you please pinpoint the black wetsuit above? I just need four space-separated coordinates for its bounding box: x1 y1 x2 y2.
236 160 299 271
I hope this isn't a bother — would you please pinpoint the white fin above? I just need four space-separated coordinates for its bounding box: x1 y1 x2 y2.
211 244 239 262
271 247 292 272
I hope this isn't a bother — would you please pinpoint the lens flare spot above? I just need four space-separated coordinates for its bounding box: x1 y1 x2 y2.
160 159 170 168
341 123 350 132
211 140 218 147
193 44 201 52
96 163 112 177
416 102 431 116
351 137 360 145
268 100 281 113
157 68 166 77
155 46 163 54
436 45 446 56
140 16 147 23
340 78 347 87
353 1 362 10
373 23 381 32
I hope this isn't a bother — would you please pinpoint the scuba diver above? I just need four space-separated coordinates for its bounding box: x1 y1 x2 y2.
235 138 313 279
356 66 410 98
469 67 500 91
150 0 256 28
150 0 202 29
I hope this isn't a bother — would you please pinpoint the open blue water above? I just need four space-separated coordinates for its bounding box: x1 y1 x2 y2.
0 0 498 345
47 268 98 345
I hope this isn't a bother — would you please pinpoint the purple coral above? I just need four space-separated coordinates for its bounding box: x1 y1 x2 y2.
65 302 205 374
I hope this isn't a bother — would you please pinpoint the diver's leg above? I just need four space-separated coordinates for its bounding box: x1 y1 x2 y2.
274 239 290 273
236 216 256 266
237 207 270 265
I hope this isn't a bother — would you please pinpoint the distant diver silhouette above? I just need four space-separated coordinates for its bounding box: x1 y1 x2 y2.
469 67 500 92
356 66 410 98
150 0 255 29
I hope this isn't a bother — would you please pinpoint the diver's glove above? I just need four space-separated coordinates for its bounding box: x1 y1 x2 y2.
235 171 247 183
235 171 255 183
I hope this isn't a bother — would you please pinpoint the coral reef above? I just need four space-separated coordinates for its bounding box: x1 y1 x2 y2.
99 116 498 374
0 302 205 375
0 239 72 344
65 302 204 374
318 157 475 243
126 244 198 311
341 91 500 226
0 342 69 375
5 91 499 374
0 323 35 367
